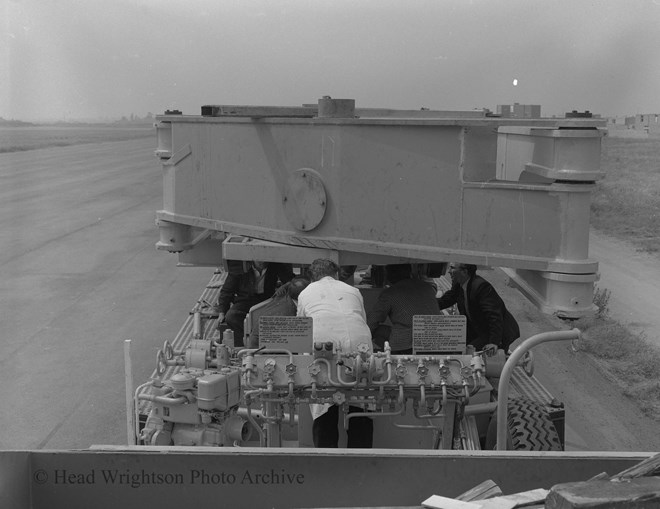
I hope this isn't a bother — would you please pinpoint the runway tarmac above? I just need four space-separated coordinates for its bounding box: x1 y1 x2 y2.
0 137 214 449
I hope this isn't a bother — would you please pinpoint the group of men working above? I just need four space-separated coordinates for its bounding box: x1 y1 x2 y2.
213 258 520 449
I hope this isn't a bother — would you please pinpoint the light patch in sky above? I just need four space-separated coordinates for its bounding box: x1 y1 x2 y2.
3 0 660 120
513 79 518 87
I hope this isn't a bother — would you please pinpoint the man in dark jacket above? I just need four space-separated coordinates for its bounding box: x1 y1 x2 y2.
436 263 520 355
216 260 295 347
367 264 441 354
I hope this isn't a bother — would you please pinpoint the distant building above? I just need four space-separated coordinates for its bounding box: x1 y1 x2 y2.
496 103 541 118
496 104 511 117
635 113 660 136
565 110 593 118
607 113 660 138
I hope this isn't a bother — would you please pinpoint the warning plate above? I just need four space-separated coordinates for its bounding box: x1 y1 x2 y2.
412 315 467 354
259 316 313 353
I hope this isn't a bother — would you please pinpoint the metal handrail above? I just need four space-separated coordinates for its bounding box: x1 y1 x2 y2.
496 328 581 450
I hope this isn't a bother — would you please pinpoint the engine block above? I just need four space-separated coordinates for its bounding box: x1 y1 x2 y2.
138 338 493 448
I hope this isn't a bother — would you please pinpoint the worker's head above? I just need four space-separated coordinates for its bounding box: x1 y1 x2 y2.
252 261 267 271
308 259 339 282
385 264 412 285
288 275 311 300
448 263 476 285
338 265 357 283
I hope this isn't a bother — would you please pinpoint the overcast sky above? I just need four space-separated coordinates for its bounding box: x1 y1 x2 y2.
3 0 660 121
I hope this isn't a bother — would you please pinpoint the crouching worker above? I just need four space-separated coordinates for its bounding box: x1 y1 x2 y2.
215 260 294 347
437 263 520 355
247 275 311 349
367 263 441 354
296 258 374 448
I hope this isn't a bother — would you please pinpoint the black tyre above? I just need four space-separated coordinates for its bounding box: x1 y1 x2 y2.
485 398 563 451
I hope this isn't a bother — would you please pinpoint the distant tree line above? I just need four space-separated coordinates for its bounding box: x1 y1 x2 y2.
115 113 155 125
0 117 36 127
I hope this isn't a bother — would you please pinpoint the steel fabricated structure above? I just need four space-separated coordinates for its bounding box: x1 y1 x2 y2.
154 97 605 318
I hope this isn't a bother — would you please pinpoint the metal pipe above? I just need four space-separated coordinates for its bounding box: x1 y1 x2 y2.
264 400 281 448
132 381 153 444
462 383 470 405
413 399 444 419
238 348 294 362
347 383 407 421
124 340 136 445
464 401 498 416
138 393 188 405
312 358 342 387
236 406 298 425
288 401 296 427
346 400 406 422
370 354 394 386
245 401 265 447
496 328 580 450
192 311 202 339
394 422 442 430
336 356 360 387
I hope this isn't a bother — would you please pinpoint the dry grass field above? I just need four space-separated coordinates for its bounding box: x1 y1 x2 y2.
579 134 660 422
0 124 153 153
592 136 660 254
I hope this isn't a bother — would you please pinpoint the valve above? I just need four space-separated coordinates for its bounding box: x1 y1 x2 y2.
357 342 370 359
263 358 277 380
156 349 167 376
285 363 297 377
416 363 429 379
470 354 485 374
332 392 346 405
163 340 174 360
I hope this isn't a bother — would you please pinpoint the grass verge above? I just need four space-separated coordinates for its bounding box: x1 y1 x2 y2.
592 136 660 254
583 135 660 422
573 314 660 422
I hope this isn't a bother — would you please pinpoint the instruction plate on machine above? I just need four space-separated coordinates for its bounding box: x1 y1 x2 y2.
259 316 313 353
412 315 467 354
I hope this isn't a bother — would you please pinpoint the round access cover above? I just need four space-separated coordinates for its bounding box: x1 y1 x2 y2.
282 168 327 231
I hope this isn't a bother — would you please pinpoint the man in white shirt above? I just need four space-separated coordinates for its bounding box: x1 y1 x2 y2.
297 261 372 352
297 258 373 448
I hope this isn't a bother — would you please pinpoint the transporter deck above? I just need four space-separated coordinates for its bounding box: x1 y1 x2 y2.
134 269 564 449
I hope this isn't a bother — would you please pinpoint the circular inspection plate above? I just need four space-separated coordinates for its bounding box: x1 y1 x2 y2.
282 168 327 231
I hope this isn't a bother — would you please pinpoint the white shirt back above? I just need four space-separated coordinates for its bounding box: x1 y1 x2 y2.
297 276 372 353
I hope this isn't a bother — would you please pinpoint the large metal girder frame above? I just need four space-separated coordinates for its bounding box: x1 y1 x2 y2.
154 100 605 318
2 448 653 509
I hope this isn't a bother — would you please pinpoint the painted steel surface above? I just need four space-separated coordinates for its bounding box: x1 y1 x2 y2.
154 99 605 317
